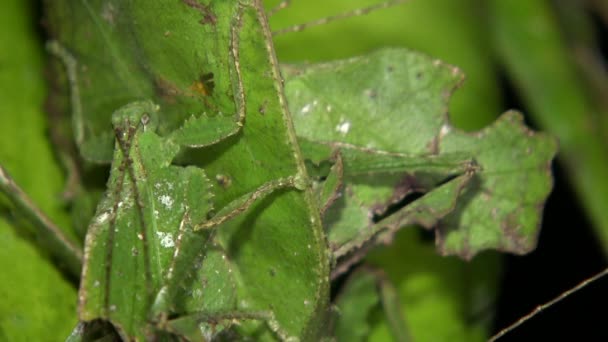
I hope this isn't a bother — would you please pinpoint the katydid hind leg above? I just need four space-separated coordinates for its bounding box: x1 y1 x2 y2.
195 175 301 231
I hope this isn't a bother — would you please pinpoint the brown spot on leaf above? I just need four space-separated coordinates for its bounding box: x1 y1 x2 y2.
155 77 181 104
258 100 268 115
364 89 377 99
101 3 116 25
391 174 426 201
502 208 531 252
189 72 215 97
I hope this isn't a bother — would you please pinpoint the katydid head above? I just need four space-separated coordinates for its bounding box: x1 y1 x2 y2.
111 100 160 133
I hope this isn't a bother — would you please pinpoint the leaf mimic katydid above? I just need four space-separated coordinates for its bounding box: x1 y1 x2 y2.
79 100 303 340
43 0 330 340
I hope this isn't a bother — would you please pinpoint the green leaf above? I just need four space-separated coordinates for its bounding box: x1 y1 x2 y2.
332 266 412 342
284 47 557 259
376 271 411 342
366 230 501 342
0 0 78 340
332 269 380 342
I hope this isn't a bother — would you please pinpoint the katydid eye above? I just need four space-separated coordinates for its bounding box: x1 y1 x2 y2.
141 113 150 126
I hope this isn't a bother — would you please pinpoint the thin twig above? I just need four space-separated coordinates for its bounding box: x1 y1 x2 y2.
267 0 290 17
489 267 608 341
272 0 407 36
0 165 83 277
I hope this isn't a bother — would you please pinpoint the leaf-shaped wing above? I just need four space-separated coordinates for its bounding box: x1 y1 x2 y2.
436 112 556 258
284 48 557 260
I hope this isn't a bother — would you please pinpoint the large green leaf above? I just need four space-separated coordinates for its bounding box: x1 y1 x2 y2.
0 0 78 340
46 0 329 340
283 48 557 260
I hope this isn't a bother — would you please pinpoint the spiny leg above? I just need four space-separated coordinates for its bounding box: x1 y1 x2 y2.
272 0 408 36
195 175 302 231
164 310 287 341
177 3 308 232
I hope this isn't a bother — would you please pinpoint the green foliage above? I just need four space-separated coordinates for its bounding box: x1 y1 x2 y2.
0 1 562 341
332 269 382 342
0 1 77 340
366 230 500 342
